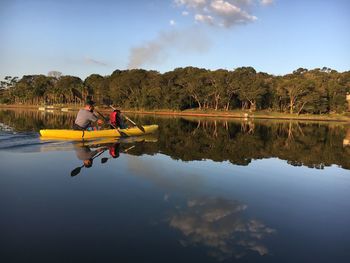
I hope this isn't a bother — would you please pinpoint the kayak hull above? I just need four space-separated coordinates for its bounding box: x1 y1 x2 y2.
40 125 158 139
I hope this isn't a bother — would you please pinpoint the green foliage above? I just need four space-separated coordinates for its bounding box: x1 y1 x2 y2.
1 67 350 113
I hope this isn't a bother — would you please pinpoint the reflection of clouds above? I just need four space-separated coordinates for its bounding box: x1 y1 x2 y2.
168 197 275 261
125 156 275 259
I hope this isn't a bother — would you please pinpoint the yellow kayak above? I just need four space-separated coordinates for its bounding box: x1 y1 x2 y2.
40 125 158 139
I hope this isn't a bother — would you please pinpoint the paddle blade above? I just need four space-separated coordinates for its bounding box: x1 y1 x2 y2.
101 157 109 164
71 167 81 177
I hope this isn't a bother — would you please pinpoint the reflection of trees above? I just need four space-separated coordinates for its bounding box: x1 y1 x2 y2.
343 126 350 146
153 117 350 169
241 120 255 134
168 197 275 261
0 109 76 131
2 109 350 170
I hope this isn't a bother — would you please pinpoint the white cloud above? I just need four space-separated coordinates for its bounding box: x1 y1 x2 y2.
182 10 189 16
170 19 176 26
195 14 214 25
210 0 257 27
175 0 207 9
211 0 241 15
174 0 264 28
260 0 273 6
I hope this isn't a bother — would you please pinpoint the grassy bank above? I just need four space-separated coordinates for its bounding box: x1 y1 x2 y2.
1 104 350 122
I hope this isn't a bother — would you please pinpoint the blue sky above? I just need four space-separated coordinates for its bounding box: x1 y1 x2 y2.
0 0 349 80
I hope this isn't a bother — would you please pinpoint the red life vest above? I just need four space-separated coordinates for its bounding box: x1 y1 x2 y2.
109 143 120 158
110 110 126 128
110 111 117 126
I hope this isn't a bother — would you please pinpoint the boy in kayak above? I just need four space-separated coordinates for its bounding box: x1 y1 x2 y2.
73 100 103 130
109 108 127 129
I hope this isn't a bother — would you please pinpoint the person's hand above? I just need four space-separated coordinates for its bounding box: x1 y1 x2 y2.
97 119 103 125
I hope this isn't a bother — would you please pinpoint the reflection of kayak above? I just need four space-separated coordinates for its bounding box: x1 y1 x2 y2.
3 134 158 153
39 134 158 152
40 125 158 139
80 135 158 145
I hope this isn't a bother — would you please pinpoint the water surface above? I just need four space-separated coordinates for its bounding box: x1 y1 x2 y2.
0 109 349 263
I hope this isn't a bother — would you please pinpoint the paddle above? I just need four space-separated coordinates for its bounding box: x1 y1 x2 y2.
101 157 109 164
71 166 84 176
70 148 106 176
105 103 145 133
101 145 135 164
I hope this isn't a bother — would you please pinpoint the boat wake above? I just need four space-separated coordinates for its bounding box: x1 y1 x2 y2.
0 131 63 152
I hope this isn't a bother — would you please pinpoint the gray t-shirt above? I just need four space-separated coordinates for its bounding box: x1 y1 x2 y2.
74 109 98 129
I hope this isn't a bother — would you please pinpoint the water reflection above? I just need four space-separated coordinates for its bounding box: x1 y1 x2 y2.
70 140 137 176
1 108 350 170
168 197 275 261
343 126 350 146
1 109 350 263
157 117 350 169
0 108 76 131
71 143 107 176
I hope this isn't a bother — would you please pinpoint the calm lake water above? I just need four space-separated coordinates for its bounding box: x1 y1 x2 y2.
0 108 350 263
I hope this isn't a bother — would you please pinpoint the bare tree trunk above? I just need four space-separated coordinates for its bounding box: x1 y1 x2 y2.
192 94 201 109
290 97 295 114
297 102 307 115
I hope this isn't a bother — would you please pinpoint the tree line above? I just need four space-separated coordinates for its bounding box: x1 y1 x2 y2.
1 67 350 114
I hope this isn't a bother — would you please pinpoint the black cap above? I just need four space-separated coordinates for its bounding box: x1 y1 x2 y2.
85 100 95 106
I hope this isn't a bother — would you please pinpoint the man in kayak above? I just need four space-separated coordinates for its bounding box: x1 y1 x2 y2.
73 100 103 130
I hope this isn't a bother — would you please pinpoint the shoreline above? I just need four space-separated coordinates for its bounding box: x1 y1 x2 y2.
122 110 350 123
1 104 349 122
